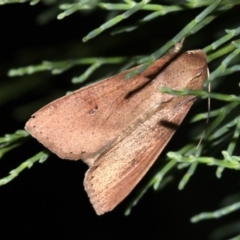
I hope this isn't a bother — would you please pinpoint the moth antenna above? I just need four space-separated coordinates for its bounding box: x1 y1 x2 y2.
196 69 210 150
168 37 185 55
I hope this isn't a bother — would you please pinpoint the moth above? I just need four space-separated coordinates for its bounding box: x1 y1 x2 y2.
25 49 208 215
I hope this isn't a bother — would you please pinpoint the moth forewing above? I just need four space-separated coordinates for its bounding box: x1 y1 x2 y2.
25 49 208 215
25 50 181 166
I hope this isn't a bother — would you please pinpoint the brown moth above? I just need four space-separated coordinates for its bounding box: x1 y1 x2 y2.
25 49 208 215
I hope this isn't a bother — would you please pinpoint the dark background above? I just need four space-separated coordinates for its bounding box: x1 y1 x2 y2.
0 2 240 239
